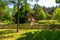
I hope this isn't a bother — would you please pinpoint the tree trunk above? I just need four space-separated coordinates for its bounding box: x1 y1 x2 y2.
17 0 20 32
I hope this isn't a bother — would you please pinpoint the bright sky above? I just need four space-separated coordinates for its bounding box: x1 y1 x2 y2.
38 0 57 7
9 0 59 8
28 0 59 8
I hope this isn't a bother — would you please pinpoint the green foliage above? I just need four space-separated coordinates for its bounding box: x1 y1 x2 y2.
46 14 52 20
2 6 13 21
20 5 25 18
0 30 15 35
0 0 13 23
0 0 8 12
54 8 60 20
0 30 15 38
19 4 33 16
14 3 34 23
20 3 33 18
17 30 60 40
3 20 14 24
3 13 12 20
56 0 60 3
1 0 60 24
25 4 34 14
48 20 58 24
0 6 14 24
38 9 46 20
38 21 49 25
38 20 60 25
13 5 18 15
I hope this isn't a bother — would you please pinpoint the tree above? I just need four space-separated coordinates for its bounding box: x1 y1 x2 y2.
56 0 60 3
8 0 33 32
46 14 52 20
13 5 18 16
55 0 60 8
2 6 13 21
33 4 42 20
53 8 60 20
14 3 34 23
0 0 10 21
0 0 15 22
38 9 46 20
0 0 8 12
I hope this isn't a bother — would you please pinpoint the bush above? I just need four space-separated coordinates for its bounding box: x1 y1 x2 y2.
38 20 60 25
38 9 46 20
53 8 60 20
46 14 52 20
38 21 49 25
48 20 58 24
3 20 14 25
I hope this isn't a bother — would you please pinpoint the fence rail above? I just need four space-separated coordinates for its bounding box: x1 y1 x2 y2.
0 24 60 29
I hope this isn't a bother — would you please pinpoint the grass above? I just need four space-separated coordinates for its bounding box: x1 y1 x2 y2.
0 29 60 40
16 30 60 40
0 29 41 40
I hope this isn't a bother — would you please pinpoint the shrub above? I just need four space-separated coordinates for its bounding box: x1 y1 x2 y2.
53 8 60 20
38 20 60 25
38 9 46 20
38 21 49 25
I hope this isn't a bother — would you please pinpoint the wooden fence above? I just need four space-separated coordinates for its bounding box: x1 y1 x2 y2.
0 24 60 29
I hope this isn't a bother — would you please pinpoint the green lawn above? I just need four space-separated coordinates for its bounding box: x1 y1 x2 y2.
0 29 41 40
0 29 60 40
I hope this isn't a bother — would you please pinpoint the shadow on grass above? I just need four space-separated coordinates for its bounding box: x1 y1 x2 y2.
0 30 16 38
16 30 60 40
0 30 15 35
